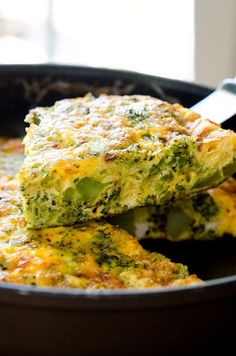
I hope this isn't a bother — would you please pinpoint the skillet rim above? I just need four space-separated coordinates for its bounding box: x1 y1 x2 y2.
0 63 213 98
0 63 235 310
0 275 235 310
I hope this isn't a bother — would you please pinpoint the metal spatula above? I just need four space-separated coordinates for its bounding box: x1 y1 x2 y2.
191 78 236 124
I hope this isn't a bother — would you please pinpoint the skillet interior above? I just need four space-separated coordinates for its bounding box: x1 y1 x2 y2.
1 64 236 283
0 65 236 356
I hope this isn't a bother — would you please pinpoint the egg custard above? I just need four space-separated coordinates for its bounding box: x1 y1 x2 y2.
19 94 236 228
0 138 200 289
111 178 236 241
4 137 236 243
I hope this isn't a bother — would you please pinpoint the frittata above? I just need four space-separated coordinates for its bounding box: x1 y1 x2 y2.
0 138 24 177
19 94 236 228
4 138 236 242
0 138 201 289
111 178 236 241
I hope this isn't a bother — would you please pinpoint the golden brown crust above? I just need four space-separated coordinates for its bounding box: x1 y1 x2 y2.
25 95 235 156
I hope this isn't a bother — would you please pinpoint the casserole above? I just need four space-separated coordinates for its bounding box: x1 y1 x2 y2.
0 64 235 355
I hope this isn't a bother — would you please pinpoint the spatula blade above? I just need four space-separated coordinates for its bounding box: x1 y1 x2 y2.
191 79 236 125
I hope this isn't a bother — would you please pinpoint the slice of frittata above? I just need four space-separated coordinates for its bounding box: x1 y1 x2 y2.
18 94 236 228
111 178 236 241
3 137 236 243
0 149 200 289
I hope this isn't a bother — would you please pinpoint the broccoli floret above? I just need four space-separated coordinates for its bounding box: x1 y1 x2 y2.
192 192 219 219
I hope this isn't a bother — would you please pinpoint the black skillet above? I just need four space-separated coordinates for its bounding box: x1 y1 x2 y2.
0 65 236 356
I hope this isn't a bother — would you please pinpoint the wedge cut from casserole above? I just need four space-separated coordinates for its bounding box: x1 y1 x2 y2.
0 146 200 289
18 94 236 228
111 178 236 241
5 137 236 242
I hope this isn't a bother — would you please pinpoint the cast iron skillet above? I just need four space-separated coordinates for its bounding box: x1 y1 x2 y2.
0 65 235 356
